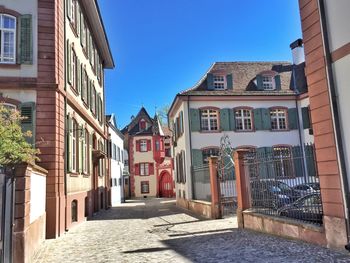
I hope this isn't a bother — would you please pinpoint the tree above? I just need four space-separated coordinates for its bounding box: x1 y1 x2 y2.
156 104 170 125
0 105 39 169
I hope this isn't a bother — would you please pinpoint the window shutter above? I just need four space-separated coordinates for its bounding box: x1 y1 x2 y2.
182 151 186 183
191 149 203 168
261 108 271 130
302 107 310 129
256 147 269 178
149 163 154 175
220 108 230 131
226 74 233 90
274 75 281 90
189 108 200 132
67 116 73 172
19 102 36 146
77 59 81 94
67 0 72 19
147 140 152 151
135 164 140 175
79 125 83 173
19 15 33 64
76 4 80 36
305 144 316 177
89 132 93 175
67 40 72 84
180 111 184 134
207 73 214 90
256 75 263 90
292 146 303 177
288 108 298 130
253 108 263 130
230 109 236 131
80 13 84 46
136 140 140 152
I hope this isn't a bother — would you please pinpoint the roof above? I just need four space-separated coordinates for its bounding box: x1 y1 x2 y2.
106 113 124 139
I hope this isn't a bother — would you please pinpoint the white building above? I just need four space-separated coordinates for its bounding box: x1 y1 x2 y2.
168 52 313 203
107 114 125 206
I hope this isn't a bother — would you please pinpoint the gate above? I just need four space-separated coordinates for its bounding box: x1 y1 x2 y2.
0 171 15 263
217 135 237 217
159 171 174 198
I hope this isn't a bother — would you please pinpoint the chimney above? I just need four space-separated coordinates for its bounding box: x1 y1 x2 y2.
290 38 305 65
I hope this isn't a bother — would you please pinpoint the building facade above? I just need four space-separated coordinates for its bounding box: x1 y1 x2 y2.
168 60 312 203
122 108 175 198
298 0 350 248
107 114 125 206
0 0 114 239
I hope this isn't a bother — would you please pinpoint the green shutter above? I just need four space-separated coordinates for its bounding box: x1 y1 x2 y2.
220 108 230 131
261 108 272 130
78 125 83 173
207 73 214 90
274 75 281 90
180 111 184 134
89 133 93 175
192 149 203 167
305 145 316 177
288 108 298 130
67 0 72 19
230 109 236 131
256 147 269 178
256 75 263 90
77 59 81 94
80 13 84 46
292 146 304 177
253 108 263 130
67 40 72 84
302 107 310 129
19 15 33 64
67 116 73 172
19 102 36 146
190 108 200 132
226 74 233 90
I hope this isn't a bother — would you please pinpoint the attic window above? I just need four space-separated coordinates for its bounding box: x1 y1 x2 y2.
139 120 146 130
213 75 226 90
262 76 275 90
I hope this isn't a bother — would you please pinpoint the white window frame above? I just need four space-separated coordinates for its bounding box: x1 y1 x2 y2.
200 109 219 131
235 109 253 131
270 109 287 130
140 163 149 176
0 14 16 64
213 75 226 90
140 140 147 152
262 75 275 90
141 181 149 194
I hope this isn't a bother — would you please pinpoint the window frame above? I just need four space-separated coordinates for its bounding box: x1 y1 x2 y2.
200 108 219 132
270 108 288 131
71 119 78 173
213 75 226 90
140 140 148 152
140 163 149 176
0 14 17 64
273 145 293 178
234 108 253 131
141 181 150 194
202 147 219 164
262 75 275 90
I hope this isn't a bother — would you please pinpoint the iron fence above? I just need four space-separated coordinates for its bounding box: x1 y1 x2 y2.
192 164 211 202
243 144 323 225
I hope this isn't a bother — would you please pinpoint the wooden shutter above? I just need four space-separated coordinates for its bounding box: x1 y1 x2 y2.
135 140 140 152
261 108 271 130
67 116 73 172
19 102 36 145
256 147 269 178
288 108 298 130
182 150 186 183
77 59 81 94
226 74 233 90
256 75 263 90
67 0 72 20
134 164 140 175
67 40 72 84
19 15 33 64
89 132 93 175
230 109 236 131
149 163 154 175
147 140 152 151
305 144 316 177
292 146 303 177
302 107 310 129
253 108 263 130
220 108 230 131
207 73 214 90
189 108 200 132
180 111 184 134
274 75 281 90
191 149 203 167
78 125 83 173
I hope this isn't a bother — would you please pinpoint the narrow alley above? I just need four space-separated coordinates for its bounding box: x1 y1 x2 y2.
33 199 350 263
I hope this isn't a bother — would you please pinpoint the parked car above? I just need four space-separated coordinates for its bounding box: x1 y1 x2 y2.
293 183 320 196
250 180 301 209
277 193 323 224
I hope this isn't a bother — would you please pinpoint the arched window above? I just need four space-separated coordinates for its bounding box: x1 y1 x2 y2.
202 147 219 164
71 200 78 222
0 14 16 63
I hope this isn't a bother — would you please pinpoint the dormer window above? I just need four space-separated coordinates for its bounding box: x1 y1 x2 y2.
256 72 281 91
262 75 274 90
213 75 226 90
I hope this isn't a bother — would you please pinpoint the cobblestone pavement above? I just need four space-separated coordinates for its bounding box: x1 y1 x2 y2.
33 198 350 263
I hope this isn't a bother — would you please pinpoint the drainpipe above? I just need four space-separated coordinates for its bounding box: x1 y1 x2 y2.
318 0 350 244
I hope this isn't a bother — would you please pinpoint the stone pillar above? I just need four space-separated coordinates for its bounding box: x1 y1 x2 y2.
209 157 221 219
234 149 251 228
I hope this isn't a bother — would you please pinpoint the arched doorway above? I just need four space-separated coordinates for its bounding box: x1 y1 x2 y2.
159 171 174 198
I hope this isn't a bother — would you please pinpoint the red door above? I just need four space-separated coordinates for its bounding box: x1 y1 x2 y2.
159 172 173 198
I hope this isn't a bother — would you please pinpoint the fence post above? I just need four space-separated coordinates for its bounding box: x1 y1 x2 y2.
234 149 251 228
209 157 221 219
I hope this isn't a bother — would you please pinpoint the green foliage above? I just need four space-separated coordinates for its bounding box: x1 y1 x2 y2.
0 105 39 167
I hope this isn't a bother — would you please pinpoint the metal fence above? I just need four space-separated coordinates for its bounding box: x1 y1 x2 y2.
192 164 211 202
243 144 323 225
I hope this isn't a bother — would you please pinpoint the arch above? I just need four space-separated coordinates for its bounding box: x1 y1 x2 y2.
71 200 78 222
159 171 174 198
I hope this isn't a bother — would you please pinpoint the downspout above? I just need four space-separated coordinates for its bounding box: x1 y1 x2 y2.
187 95 194 200
318 0 350 243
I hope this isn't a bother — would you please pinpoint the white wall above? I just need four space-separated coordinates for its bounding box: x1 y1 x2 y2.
30 171 46 224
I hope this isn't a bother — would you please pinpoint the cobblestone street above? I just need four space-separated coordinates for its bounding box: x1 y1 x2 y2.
33 198 350 263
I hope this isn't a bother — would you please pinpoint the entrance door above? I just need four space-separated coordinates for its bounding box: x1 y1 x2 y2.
159 172 173 198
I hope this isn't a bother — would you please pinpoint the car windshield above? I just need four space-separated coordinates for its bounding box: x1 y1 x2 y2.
276 182 292 191
301 195 321 206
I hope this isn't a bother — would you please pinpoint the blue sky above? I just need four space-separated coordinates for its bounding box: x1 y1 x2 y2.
99 0 302 128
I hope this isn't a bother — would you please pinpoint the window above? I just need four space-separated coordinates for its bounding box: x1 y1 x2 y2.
117 146 120 161
139 120 146 130
202 148 219 164
155 140 160 151
200 109 219 131
140 163 149 176
0 14 16 63
262 75 274 90
270 109 287 130
71 48 76 90
71 120 78 172
235 109 253 131
140 140 147 152
82 69 88 104
273 146 293 178
141 181 149 194
91 86 96 115
213 75 225 90
83 129 88 174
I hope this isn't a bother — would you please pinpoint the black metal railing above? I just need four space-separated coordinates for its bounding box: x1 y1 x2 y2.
243 144 323 225
192 164 211 202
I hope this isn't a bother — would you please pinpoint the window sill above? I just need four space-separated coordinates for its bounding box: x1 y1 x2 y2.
271 129 290 132
69 172 79 177
199 130 221 134
0 63 20 69
234 129 255 133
